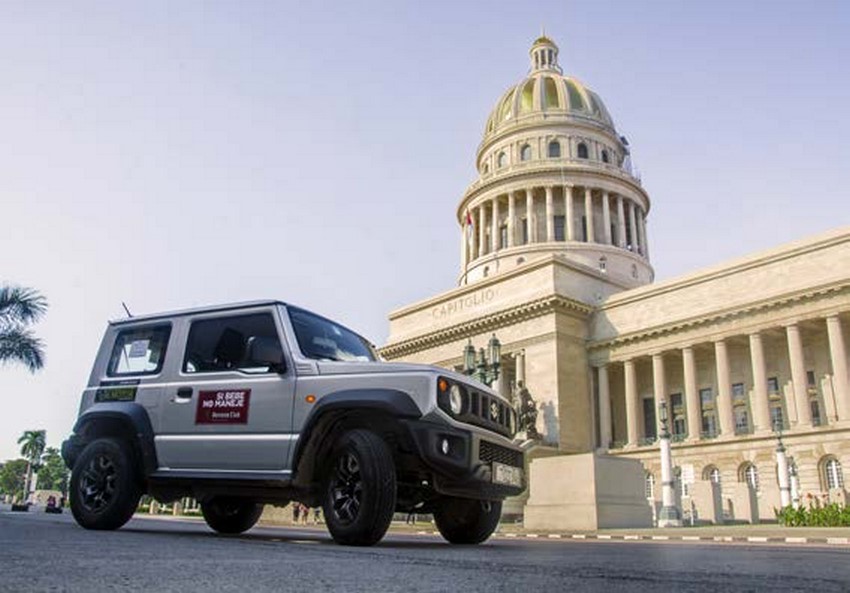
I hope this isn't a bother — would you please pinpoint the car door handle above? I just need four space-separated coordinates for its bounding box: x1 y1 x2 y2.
172 387 193 402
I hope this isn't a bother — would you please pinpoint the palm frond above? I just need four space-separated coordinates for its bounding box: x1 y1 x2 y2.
0 285 48 326
0 326 45 372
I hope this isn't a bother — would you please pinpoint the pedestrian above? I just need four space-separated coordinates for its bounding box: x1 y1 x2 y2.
293 503 300 524
313 506 321 524
301 503 309 525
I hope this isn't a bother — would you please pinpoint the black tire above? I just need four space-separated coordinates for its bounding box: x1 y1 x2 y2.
201 498 263 534
69 438 141 531
434 497 502 544
322 429 396 546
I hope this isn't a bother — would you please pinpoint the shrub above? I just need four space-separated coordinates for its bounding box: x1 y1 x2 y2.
775 495 850 527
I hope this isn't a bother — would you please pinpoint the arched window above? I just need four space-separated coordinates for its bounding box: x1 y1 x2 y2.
601 149 609 163
577 142 589 159
598 256 607 272
703 465 721 484
740 463 759 491
822 457 845 490
520 144 532 161
548 141 561 158
497 152 506 168
645 472 655 499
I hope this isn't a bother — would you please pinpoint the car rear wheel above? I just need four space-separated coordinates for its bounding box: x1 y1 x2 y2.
434 497 502 544
201 498 263 534
322 429 396 546
69 438 141 530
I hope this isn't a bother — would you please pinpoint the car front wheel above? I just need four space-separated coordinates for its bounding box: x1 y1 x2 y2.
322 429 396 546
201 498 263 534
434 497 502 544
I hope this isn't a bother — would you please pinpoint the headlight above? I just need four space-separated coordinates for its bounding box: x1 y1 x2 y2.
449 385 463 415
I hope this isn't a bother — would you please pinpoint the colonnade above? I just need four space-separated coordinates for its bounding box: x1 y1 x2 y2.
461 184 648 267
595 315 850 449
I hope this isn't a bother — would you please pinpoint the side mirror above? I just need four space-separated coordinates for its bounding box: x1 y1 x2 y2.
245 336 285 373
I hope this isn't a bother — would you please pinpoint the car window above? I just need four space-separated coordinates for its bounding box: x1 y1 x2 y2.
107 325 171 376
183 313 282 374
287 306 376 362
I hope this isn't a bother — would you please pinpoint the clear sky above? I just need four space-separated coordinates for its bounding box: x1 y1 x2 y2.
1 0 848 460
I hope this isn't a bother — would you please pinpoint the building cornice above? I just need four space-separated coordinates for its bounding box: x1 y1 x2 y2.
589 279 850 353
382 294 592 359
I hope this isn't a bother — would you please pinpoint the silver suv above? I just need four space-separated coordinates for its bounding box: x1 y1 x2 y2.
62 301 524 546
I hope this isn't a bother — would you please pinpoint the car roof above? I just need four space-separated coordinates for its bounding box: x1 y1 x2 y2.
109 300 287 325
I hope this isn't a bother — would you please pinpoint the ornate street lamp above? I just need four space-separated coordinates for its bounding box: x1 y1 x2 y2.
657 400 682 527
462 335 501 387
773 418 792 508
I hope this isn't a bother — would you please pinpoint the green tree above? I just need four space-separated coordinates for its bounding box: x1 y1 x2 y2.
18 429 46 499
0 284 48 372
37 447 69 495
0 459 28 500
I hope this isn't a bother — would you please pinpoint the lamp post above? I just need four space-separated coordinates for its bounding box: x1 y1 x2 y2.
788 457 800 509
774 419 792 508
462 335 501 387
657 400 682 527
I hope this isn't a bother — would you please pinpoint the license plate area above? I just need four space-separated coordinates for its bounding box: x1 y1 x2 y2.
492 462 523 487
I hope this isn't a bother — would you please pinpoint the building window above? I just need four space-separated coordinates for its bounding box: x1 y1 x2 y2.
598 256 607 273
483 163 489 174
631 263 638 279
499 225 508 249
483 266 489 278
740 463 759 492
642 398 657 441
520 144 532 161
601 149 609 163
770 405 785 431
699 388 717 438
521 218 529 244
554 215 565 241
767 376 780 395
577 142 589 159
581 216 588 242
497 151 507 168
822 458 844 490
703 465 721 485
670 392 685 438
645 472 655 500
548 141 561 158
807 370 823 426
732 382 750 434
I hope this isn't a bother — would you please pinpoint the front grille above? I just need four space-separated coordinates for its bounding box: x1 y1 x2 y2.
479 440 523 468
460 388 513 438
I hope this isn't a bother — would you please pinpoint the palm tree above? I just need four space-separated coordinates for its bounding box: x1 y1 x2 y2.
0 285 48 372
18 430 46 501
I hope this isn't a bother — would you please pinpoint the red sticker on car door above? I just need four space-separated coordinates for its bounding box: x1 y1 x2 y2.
195 389 251 424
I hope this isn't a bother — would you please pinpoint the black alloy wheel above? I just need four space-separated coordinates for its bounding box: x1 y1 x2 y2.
329 449 363 525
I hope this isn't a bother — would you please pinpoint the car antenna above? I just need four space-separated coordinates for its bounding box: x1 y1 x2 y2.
121 302 133 317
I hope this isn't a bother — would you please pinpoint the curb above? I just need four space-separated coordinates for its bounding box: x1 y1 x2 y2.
490 531 850 546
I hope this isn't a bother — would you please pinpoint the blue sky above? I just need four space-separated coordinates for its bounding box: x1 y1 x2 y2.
1 0 848 459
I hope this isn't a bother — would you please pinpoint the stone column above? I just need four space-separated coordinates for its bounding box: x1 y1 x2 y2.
652 353 666 426
714 339 734 436
628 200 638 251
565 185 575 241
749 332 771 432
515 350 526 388
491 197 500 252
683 346 700 441
525 191 534 244
635 207 645 255
616 195 626 247
625 359 639 446
597 365 612 450
545 186 554 242
478 205 486 257
639 212 650 259
584 187 595 243
507 191 516 248
602 191 612 245
826 315 850 421
786 324 811 427
460 218 468 272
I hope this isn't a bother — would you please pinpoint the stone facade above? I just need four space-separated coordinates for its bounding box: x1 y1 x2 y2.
382 36 849 522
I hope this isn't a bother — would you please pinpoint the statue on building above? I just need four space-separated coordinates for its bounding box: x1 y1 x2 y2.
515 382 540 440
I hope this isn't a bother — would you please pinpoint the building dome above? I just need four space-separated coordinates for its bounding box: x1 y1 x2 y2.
457 36 653 294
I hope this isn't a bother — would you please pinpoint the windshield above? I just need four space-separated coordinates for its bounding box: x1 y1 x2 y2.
287 306 377 362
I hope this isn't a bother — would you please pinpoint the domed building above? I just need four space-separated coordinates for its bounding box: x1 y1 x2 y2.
383 36 850 526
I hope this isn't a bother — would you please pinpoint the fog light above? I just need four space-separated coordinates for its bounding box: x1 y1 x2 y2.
440 438 450 455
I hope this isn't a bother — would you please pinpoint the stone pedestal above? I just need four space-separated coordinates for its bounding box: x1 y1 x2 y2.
729 483 759 524
501 441 560 521
523 453 652 531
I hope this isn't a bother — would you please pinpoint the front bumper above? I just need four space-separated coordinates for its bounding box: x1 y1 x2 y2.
403 419 525 500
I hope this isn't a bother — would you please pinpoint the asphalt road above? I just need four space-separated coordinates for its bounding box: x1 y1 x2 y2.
1 510 849 592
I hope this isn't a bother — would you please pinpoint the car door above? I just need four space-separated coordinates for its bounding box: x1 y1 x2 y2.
155 307 296 474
